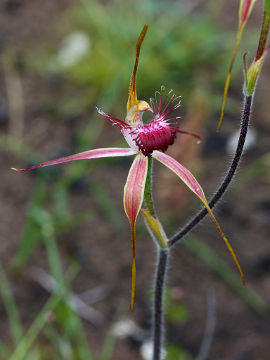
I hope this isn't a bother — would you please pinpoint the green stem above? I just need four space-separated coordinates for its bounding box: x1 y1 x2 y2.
255 0 270 61
144 156 156 217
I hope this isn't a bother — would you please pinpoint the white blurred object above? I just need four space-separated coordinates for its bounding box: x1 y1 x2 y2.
113 319 139 338
113 318 147 339
226 127 257 154
58 32 90 67
140 340 167 360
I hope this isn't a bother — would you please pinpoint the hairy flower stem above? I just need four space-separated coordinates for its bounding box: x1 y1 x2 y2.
149 94 252 360
146 95 252 358
143 157 169 360
168 94 253 247
148 95 252 359
153 248 169 360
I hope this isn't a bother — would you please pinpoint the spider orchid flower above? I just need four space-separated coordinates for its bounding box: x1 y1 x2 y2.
13 25 244 311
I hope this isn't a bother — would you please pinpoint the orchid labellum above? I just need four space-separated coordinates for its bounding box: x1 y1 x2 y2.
13 25 244 311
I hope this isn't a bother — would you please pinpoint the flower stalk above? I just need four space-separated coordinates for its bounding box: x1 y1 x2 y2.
152 248 169 360
150 94 253 360
141 144 169 360
144 156 155 217
142 157 169 249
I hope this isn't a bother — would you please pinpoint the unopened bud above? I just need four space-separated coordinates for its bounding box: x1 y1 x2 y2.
239 0 257 28
245 52 266 95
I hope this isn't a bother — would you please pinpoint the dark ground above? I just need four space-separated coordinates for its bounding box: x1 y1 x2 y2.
1 1 270 359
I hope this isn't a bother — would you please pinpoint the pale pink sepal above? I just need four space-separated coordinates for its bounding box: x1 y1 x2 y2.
152 150 245 285
152 150 205 199
123 153 148 311
12 148 136 172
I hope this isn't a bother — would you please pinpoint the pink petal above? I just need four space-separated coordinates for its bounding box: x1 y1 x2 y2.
12 148 136 172
152 150 205 199
152 150 245 285
123 153 148 311
97 108 131 130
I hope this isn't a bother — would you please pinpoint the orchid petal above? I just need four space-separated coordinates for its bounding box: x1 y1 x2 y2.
152 150 245 285
12 148 136 172
123 153 148 311
97 108 131 130
127 24 148 113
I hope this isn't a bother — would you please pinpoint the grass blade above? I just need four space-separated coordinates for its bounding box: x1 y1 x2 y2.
0 265 23 345
184 235 268 314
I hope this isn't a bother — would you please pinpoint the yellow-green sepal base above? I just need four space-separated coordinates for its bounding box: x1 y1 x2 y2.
141 209 168 249
245 55 264 96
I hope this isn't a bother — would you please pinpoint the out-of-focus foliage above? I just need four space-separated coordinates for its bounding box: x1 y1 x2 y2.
34 0 239 117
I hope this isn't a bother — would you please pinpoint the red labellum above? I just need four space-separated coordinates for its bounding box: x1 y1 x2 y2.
130 86 181 156
98 86 199 157
131 121 177 156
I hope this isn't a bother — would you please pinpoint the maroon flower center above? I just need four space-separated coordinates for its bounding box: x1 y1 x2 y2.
129 86 181 156
98 86 185 156
131 121 177 156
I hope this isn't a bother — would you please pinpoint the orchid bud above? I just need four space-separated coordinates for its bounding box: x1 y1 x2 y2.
239 0 257 29
244 50 267 95
244 0 270 95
